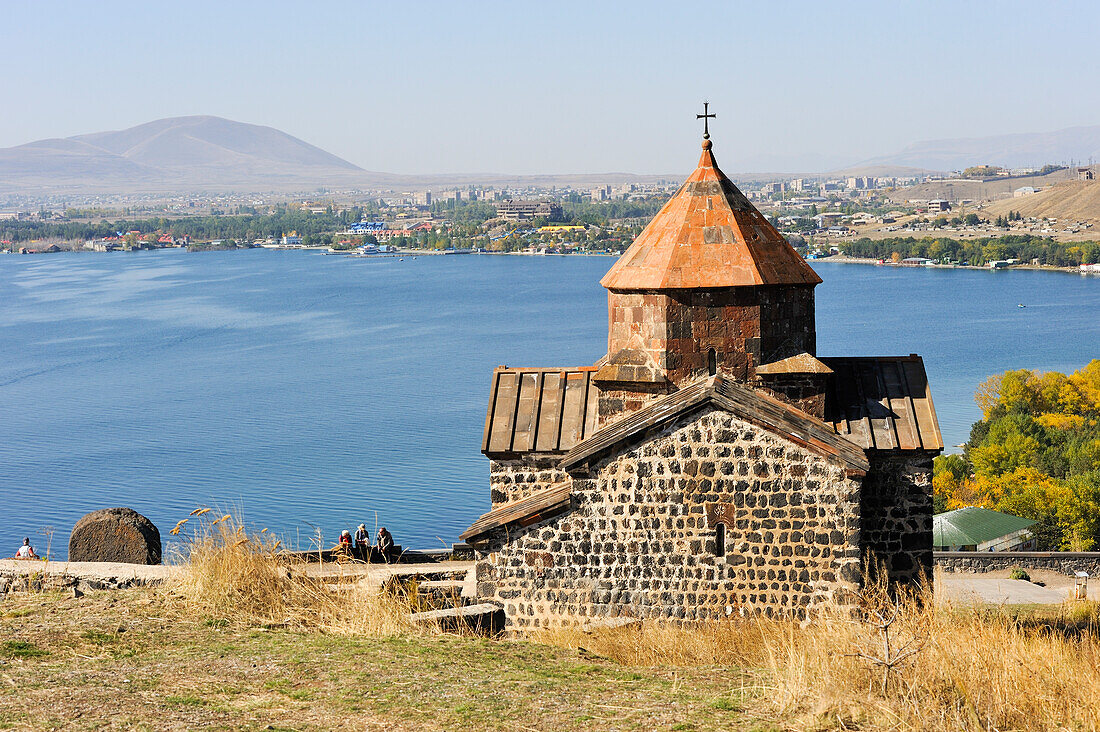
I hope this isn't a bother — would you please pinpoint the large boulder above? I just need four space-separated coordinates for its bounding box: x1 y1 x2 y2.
69 508 161 565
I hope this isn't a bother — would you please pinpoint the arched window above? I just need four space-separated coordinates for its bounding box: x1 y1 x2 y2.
715 522 726 557
707 348 718 376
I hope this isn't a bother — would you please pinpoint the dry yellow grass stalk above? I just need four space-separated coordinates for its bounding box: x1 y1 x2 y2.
171 515 420 637
539 585 1100 731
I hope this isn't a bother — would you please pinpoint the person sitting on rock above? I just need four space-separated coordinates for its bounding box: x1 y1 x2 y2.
375 526 394 562
15 538 37 559
354 524 370 561
337 530 353 559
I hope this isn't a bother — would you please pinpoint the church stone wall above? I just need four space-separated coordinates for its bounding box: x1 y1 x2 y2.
489 460 569 508
859 453 934 585
756 374 828 419
756 285 816 368
475 408 863 631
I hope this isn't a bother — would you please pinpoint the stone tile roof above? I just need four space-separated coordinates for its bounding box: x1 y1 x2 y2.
600 138 822 290
482 357 942 460
559 374 871 476
821 356 943 452
482 367 599 457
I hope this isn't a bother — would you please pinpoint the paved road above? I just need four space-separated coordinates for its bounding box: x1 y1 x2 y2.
937 576 1088 604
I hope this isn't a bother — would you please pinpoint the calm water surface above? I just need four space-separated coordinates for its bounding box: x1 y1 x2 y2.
1 250 1096 557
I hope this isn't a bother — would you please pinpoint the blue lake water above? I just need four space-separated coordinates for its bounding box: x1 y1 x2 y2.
1 250 1097 558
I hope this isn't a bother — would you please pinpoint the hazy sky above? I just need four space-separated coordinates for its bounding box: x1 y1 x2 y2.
4 0 1099 175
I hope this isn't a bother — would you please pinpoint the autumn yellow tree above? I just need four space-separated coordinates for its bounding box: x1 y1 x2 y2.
935 360 1100 549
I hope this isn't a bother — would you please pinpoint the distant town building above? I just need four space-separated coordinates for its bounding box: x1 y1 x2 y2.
83 238 117 252
537 225 586 234
814 212 844 227
1079 168 1095 181
496 200 563 221
926 199 951 213
590 186 610 202
1014 186 1039 197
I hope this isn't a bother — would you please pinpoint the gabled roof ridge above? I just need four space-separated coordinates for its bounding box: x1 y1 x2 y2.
460 481 572 544
561 374 869 475
492 364 599 373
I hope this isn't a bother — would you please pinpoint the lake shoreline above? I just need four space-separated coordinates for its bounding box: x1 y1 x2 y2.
818 253 1094 275
6 245 1096 276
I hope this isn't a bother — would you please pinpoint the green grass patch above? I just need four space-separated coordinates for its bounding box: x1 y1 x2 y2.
1 640 49 659
709 697 742 712
164 695 206 707
3 608 38 619
81 629 116 644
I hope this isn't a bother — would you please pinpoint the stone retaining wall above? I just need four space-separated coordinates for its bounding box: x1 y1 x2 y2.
935 551 1100 577
0 559 173 596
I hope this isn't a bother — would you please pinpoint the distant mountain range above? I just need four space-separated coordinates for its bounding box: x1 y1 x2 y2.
851 126 1100 173
0 116 674 195
0 116 386 194
3 116 1100 195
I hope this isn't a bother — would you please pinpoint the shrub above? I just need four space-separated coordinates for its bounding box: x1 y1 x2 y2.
1009 568 1031 581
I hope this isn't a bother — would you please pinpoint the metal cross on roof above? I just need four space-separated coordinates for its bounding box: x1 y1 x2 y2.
696 102 716 140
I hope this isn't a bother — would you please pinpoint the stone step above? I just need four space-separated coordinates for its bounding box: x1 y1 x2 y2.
409 602 504 635
418 579 465 591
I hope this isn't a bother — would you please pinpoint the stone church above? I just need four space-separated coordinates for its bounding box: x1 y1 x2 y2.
461 130 943 630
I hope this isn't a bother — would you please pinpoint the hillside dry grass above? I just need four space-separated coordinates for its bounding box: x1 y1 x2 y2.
4 518 1100 730
543 591 1100 731
982 178 1100 226
171 516 414 636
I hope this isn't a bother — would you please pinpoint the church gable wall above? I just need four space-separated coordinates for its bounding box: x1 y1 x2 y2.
860 453 934 585
489 460 568 508
475 408 862 631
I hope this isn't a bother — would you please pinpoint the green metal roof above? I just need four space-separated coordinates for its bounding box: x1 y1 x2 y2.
933 507 1036 547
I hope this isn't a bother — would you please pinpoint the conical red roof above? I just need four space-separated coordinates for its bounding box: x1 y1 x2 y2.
601 139 822 290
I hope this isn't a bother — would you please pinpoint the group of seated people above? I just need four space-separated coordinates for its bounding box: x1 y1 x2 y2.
336 524 394 562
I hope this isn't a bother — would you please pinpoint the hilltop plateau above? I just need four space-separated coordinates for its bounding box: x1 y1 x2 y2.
979 178 1100 227
885 167 1079 205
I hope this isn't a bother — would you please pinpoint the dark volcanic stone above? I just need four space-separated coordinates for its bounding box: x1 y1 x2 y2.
69 508 161 565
